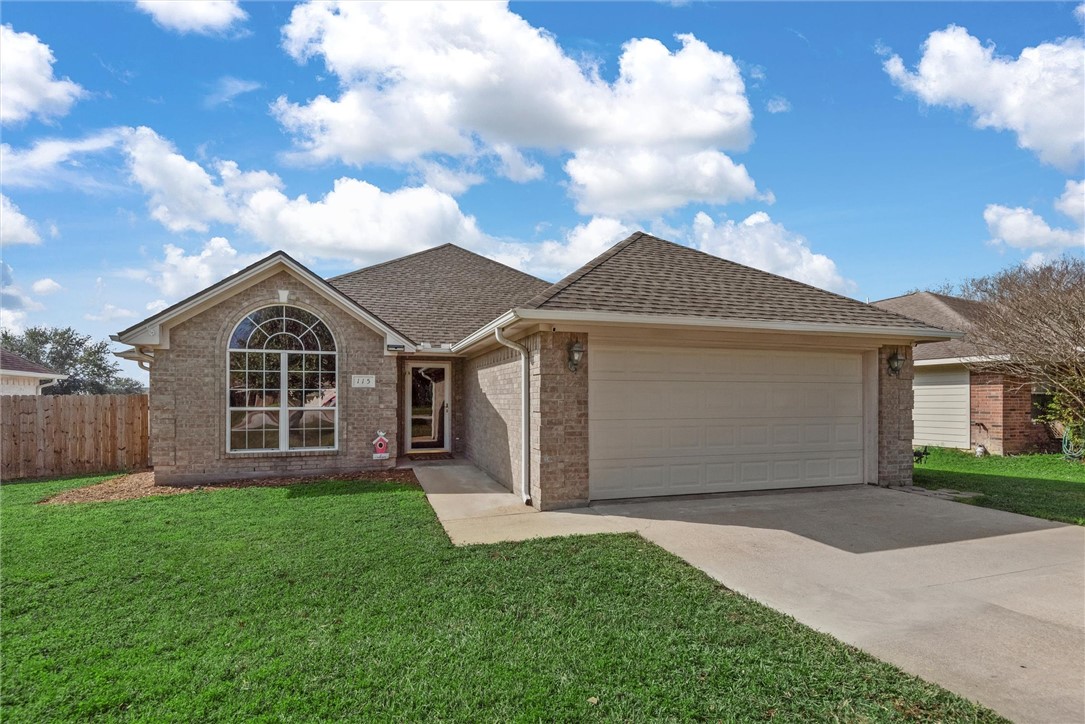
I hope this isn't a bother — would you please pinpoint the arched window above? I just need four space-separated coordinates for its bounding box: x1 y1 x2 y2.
227 305 337 452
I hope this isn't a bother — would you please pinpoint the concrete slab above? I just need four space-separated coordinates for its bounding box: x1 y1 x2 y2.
413 463 636 544
413 463 1085 722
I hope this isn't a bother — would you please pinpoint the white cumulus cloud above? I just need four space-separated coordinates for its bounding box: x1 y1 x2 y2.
0 194 42 245
692 211 855 294
121 126 245 232
520 217 635 280
566 148 760 216
276 2 759 216
128 237 262 302
1055 179 1085 227
31 278 62 295
884 24 1085 169
0 24 86 126
135 0 247 36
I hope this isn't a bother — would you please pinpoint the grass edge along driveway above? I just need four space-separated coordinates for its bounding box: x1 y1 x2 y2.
913 448 1085 525
2 474 1005 722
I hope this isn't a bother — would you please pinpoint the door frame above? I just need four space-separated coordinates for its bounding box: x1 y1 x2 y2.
404 361 452 453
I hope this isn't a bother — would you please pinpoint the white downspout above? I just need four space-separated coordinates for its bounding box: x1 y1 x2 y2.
37 379 59 393
495 327 531 506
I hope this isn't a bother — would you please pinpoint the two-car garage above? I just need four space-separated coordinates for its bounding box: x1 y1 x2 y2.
588 344 873 500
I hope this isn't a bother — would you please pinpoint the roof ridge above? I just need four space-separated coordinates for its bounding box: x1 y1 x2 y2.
326 243 455 281
522 231 649 309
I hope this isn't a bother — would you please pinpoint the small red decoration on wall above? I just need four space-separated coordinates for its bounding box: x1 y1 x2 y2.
373 431 389 460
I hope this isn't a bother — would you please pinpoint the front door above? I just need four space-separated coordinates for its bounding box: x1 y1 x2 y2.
406 363 451 453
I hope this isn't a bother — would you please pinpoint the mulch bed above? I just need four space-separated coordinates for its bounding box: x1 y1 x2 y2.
40 468 420 505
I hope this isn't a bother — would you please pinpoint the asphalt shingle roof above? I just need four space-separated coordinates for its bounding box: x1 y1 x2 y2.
873 291 986 360
329 244 551 345
522 232 938 330
0 348 64 377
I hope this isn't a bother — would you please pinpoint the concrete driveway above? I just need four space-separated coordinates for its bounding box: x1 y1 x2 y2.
417 464 1085 724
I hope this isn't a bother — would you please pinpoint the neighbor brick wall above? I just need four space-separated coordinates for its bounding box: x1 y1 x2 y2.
970 372 1052 455
526 331 589 510
463 343 523 494
877 344 914 486
150 271 398 485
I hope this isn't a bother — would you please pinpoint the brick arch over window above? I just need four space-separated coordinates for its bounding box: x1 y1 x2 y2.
227 305 338 452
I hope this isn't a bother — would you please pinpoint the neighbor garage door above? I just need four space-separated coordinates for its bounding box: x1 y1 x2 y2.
589 345 866 500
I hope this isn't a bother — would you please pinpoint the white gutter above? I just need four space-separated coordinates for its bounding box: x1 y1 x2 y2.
494 327 531 506
913 355 1011 367
453 308 959 354
37 379 61 393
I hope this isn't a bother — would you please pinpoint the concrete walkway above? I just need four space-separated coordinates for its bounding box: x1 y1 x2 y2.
414 462 1085 724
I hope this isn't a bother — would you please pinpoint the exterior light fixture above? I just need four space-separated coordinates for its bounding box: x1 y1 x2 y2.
567 340 585 372
887 350 905 376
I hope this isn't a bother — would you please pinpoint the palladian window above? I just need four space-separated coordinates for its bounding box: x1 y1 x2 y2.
227 305 337 452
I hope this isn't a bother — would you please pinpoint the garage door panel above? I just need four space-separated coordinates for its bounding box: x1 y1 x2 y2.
590 345 867 500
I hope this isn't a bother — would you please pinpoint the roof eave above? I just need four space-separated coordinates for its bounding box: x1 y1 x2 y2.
0 369 69 380
452 308 960 354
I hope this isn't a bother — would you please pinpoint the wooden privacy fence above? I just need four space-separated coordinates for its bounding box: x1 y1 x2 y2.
1 394 149 481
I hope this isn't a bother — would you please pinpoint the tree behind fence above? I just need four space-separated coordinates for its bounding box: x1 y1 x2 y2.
1 394 149 481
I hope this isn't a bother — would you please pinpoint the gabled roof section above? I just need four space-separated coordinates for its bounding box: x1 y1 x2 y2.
521 232 943 332
114 251 414 351
0 348 67 378
329 244 550 346
873 291 987 360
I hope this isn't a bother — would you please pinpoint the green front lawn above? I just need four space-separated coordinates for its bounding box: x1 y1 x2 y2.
914 448 1085 525
2 476 1002 722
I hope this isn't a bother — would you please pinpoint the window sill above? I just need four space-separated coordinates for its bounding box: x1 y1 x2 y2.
226 448 339 459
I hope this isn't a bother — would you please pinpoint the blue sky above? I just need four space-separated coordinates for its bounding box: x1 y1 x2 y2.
1 1 1083 381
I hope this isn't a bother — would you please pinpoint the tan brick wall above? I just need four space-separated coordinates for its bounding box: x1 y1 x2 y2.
150 271 398 485
463 343 523 494
527 331 589 510
878 344 914 486
970 372 1052 455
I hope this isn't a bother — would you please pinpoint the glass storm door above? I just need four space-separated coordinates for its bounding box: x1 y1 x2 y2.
407 363 450 452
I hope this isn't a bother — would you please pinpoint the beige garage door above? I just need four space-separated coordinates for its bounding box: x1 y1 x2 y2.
589 345 866 500
913 367 970 449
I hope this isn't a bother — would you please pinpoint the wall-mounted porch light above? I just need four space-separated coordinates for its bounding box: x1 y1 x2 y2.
887 350 905 376
567 340 585 372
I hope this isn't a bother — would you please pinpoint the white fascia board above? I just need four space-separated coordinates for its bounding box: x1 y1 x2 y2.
514 309 959 340
451 310 519 353
451 308 959 353
0 369 68 380
914 355 1011 367
116 256 415 353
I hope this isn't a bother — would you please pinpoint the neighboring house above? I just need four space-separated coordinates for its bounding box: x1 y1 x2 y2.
0 349 68 395
113 232 953 509
873 291 1050 455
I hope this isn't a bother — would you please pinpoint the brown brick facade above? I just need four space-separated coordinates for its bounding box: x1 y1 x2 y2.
463 343 524 494
150 271 398 485
526 331 589 510
462 330 589 509
878 345 914 486
970 372 1051 455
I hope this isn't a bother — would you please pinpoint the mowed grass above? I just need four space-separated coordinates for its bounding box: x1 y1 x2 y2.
913 447 1085 525
2 476 1003 722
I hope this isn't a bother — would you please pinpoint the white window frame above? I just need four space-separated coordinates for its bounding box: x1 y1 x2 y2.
226 305 339 454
